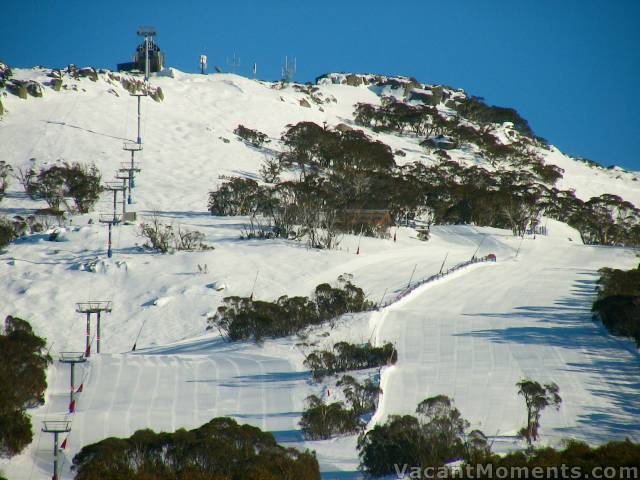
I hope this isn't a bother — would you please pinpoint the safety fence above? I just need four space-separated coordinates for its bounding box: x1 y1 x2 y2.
378 254 497 309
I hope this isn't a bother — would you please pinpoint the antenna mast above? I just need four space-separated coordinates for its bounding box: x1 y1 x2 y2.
227 52 240 74
282 56 296 83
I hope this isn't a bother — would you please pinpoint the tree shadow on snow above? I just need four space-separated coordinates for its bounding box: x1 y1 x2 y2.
457 270 640 441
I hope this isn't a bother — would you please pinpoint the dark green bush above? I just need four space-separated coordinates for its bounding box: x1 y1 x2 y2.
358 395 484 477
455 95 534 137
208 177 263 216
208 277 372 342
299 395 361 440
337 374 381 416
0 316 52 457
304 341 397 381
234 125 269 147
0 218 17 249
459 440 640 479
592 264 640 346
64 162 102 213
72 417 320 480
24 163 103 213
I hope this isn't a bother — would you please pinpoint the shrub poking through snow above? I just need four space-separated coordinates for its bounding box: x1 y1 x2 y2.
0 161 12 203
64 162 102 213
72 417 320 479
304 341 397 381
138 215 211 254
209 275 372 342
0 218 17 250
18 163 102 214
234 124 269 147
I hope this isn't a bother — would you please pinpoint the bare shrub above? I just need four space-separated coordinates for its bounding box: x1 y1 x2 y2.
139 216 211 253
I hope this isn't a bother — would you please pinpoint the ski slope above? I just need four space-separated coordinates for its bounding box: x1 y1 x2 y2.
372 234 640 450
1 68 639 479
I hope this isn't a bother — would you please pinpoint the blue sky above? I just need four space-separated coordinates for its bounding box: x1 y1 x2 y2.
2 0 639 170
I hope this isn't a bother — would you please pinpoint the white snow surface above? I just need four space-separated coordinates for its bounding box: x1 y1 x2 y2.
0 68 639 479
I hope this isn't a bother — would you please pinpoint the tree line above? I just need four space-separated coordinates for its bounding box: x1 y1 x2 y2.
209 119 640 246
72 417 320 480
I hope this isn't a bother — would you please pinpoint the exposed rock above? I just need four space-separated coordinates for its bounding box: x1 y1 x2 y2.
299 98 311 108
335 123 354 133
78 67 98 82
0 63 12 82
407 90 435 105
7 81 28 99
67 64 79 78
345 74 363 87
149 86 164 102
26 81 43 97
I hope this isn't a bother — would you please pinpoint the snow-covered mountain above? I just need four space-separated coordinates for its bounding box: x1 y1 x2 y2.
0 65 638 479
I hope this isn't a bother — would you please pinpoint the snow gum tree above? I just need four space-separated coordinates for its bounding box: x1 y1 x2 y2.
517 379 562 446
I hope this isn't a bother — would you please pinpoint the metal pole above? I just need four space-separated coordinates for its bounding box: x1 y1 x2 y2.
137 94 142 144
144 36 149 80
70 363 75 405
407 264 417 289
112 190 117 224
438 252 449 275
53 432 59 480
121 182 127 218
130 150 136 188
107 222 113 258
97 311 101 354
85 312 91 357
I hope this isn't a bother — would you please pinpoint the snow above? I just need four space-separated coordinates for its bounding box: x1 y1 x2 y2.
0 68 639 479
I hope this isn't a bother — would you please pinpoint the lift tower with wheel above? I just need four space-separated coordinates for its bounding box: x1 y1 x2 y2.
41 419 71 480
76 301 113 356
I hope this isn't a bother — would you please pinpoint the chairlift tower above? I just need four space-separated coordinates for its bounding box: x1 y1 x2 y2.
122 140 142 192
114 171 131 216
136 26 157 80
41 419 71 480
99 181 125 259
130 91 148 145
59 352 86 412
99 212 121 259
104 181 126 224
76 301 112 356
282 56 296 83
